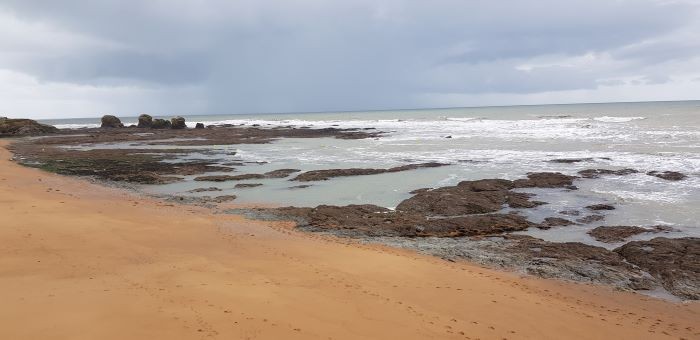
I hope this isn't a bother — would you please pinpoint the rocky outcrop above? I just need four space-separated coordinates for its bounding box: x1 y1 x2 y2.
588 225 673 243
578 168 638 179
291 162 449 182
137 114 153 128
539 217 576 229
235 183 263 188
151 119 172 129
278 204 536 238
195 123 205 129
195 174 265 182
615 237 699 300
264 169 301 178
395 173 574 217
171 116 186 129
647 171 687 181
0 117 58 136
576 215 604 224
586 204 615 211
100 115 123 128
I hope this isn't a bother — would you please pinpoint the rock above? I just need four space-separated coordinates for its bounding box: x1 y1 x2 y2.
264 169 301 178
549 158 595 164
211 195 237 203
512 172 577 189
288 185 312 189
588 225 674 243
171 116 186 129
279 204 535 237
578 168 638 179
187 187 222 193
576 215 605 224
100 115 123 128
137 114 153 128
195 123 205 129
0 117 58 136
291 162 449 181
409 188 431 195
586 204 615 211
151 119 171 129
539 217 576 229
615 237 700 300
396 179 539 216
194 174 266 182
559 210 580 216
235 183 263 188
647 171 687 181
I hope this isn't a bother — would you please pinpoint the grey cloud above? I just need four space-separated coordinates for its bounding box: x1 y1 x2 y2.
0 0 698 116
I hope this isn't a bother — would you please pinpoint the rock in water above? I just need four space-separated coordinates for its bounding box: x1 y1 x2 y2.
171 116 186 129
151 119 171 129
195 123 205 129
615 237 700 300
100 115 123 128
137 114 153 128
647 171 687 181
588 225 673 243
0 117 58 136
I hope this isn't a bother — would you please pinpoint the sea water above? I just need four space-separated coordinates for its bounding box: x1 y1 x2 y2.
41 101 700 246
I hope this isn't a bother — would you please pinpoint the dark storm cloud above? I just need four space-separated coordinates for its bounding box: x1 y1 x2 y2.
0 0 698 117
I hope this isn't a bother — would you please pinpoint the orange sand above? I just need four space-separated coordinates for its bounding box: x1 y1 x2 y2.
0 140 697 339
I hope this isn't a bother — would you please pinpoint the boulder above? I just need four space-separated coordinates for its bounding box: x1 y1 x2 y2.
615 237 700 300
100 115 123 128
647 171 687 181
588 225 673 243
171 116 186 129
0 117 58 136
578 168 638 179
195 123 205 129
137 114 153 128
151 119 171 129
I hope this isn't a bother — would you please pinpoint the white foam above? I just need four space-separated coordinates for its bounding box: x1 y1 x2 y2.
593 116 646 123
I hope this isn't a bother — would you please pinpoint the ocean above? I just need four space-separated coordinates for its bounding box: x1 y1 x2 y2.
41 100 700 246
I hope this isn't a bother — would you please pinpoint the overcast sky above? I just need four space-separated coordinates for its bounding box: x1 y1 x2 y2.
1 0 699 119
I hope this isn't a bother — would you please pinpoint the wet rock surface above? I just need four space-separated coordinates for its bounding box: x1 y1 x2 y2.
615 237 700 300
100 115 124 128
235 183 263 188
647 171 687 181
291 162 449 182
586 204 615 211
539 217 576 229
578 168 638 179
0 117 58 137
588 225 674 243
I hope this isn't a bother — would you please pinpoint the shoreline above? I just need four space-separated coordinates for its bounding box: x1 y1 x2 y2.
1 139 699 339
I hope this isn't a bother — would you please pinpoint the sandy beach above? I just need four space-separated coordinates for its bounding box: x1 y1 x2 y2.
0 139 698 339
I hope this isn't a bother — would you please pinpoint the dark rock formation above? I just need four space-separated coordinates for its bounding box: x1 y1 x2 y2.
137 114 153 128
559 210 580 216
586 204 615 211
615 237 699 300
291 162 449 182
171 116 186 129
277 204 536 238
647 171 687 181
100 115 123 128
576 215 605 224
0 117 58 137
194 174 266 182
288 185 312 189
511 172 577 189
235 183 263 188
549 158 595 163
151 119 172 129
195 123 205 129
187 187 222 193
211 195 237 203
264 169 301 178
588 225 673 243
578 168 638 179
539 217 576 229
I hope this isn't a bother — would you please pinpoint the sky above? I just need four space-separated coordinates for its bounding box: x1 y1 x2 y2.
1 0 699 119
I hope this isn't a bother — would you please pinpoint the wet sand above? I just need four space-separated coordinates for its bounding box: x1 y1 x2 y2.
0 140 698 340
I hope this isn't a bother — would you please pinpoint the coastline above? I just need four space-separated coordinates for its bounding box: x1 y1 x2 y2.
1 139 698 339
